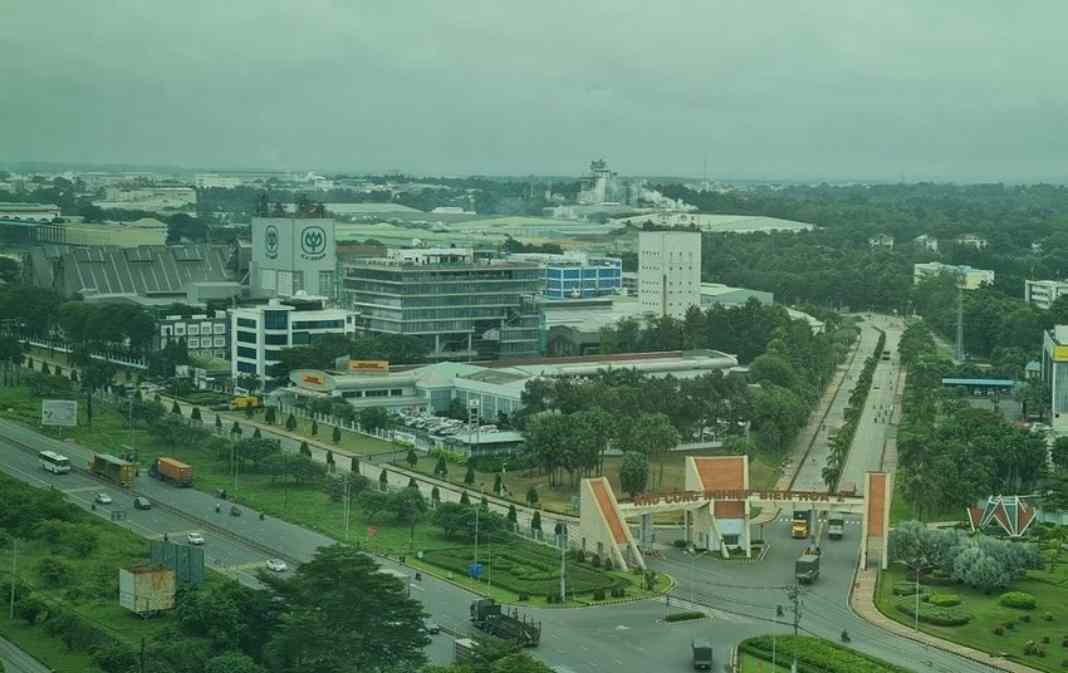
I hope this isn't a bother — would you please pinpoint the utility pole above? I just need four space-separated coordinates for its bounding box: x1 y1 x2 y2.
139 636 146 673
955 284 964 362
8 537 16 620
559 528 567 603
344 476 352 540
785 583 801 637
474 495 480 571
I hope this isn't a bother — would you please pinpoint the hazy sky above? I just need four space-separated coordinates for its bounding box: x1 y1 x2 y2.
4 1 1068 180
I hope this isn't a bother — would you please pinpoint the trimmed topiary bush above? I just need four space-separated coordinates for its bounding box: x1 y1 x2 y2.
1000 592 1037 610
593 590 605 601
927 593 961 607
993 625 1005 636
895 598 972 626
893 581 923 596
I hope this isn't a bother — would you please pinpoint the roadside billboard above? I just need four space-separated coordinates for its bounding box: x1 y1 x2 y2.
41 399 78 427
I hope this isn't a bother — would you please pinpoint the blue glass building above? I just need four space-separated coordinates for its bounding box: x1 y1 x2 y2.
542 255 623 300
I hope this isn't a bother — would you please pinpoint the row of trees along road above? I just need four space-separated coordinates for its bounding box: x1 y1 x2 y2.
523 301 856 496
896 322 1049 520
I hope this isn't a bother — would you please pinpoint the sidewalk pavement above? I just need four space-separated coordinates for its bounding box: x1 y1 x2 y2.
850 567 1038 673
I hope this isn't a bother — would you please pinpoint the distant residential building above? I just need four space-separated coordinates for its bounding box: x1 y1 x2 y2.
430 206 474 215
868 233 894 249
194 175 243 189
94 187 196 214
955 233 989 250
1026 360 1041 381
0 202 60 222
505 252 622 300
158 312 229 361
231 296 354 381
1025 280 1068 311
250 216 337 299
913 234 939 253
639 230 701 319
1041 325 1068 434
622 271 638 296
341 249 544 360
700 283 773 307
913 262 994 290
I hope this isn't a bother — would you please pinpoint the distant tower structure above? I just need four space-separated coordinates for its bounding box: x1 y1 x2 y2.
955 285 965 361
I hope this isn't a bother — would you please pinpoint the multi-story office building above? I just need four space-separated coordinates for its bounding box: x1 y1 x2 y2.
1043 325 1068 434
250 216 337 299
230 296 354 382
158 312 229 360
342 249 544 360
506 252 622 300
1025 280 1068 311
638 230 702 318
913 262 994 290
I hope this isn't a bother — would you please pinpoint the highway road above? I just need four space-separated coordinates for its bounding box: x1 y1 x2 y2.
0 635 50 673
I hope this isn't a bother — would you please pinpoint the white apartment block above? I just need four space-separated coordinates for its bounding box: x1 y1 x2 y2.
231 297 354 382
158 312 229 360
913 262 994 290
1026 280 1068 311
638 230 702 319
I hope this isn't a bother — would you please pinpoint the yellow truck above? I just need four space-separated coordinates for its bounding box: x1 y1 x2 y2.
90 453 135 488
229 396 262 411
791 507 812 539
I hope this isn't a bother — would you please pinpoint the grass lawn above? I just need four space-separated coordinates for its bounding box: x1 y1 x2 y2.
876 562 1068 673
0 617 92 673
211 406 399 457
738 652 792 672
410 449 783 516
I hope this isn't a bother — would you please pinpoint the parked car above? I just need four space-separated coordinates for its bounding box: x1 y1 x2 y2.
133 497 152 510
426 621 441 635
187 532 206 545
94 493 113 505
265 559 288 572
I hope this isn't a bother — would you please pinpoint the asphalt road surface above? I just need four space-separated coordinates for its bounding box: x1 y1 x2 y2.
0 635 50 673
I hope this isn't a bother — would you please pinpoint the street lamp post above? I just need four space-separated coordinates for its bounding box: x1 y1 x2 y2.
8 537 16 620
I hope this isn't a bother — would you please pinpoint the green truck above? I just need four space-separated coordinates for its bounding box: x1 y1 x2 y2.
470 599 541 647
795 548 821 584
691 640 714 670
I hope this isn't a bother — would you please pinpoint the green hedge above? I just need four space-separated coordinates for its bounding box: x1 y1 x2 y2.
892 581 923 596
742 635 913 673
999 591 1037 609
421 542 624 597
926 593 961 607
664 611 705 623
894 598 972 626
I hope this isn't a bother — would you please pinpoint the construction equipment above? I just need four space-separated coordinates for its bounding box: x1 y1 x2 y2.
89 453 135 488
470 599 541 647
796 548 821 584
691 640 714 670
229 396 262 411
791 507 812 539
828 511 846 540
151 457 193 487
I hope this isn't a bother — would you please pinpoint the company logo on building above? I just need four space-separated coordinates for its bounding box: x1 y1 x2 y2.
264 225 279 259
300 226 327 260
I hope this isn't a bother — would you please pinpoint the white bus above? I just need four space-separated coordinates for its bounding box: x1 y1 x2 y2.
39 450 71 474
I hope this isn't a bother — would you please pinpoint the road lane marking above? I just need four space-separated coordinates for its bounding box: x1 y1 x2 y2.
63 486 106 494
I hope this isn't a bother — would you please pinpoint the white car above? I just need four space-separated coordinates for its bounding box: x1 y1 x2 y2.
187 532 206 546
265 559 288 572
94 493 113 505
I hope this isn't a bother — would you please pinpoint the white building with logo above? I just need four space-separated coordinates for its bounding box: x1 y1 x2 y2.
250 217 337 299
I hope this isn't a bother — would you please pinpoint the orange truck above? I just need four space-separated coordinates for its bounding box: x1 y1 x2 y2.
153 457 193 487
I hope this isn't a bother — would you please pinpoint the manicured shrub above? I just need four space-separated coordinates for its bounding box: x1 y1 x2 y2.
1022 614 1032 623
575 549 586 563
1024 640 1045 657
672 539 688 549
993 625 1005 635
664 611 705 623
927 593 961 607
517 593 529 601
1044 612 1054 622
894 598 972 626
1042 636 1051 645
591 554 601 568
742 635 914 673
1000 592 1037 610
893 581 923 596
593 590 605 601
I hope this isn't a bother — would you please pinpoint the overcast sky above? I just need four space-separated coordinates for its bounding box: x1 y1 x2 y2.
4 1 1067 181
